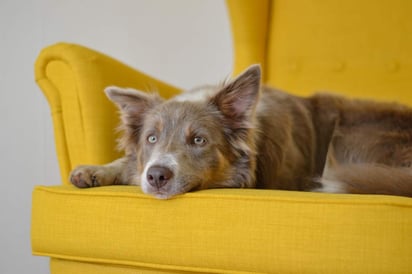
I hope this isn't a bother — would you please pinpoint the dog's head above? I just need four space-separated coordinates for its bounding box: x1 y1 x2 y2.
106 65 261 199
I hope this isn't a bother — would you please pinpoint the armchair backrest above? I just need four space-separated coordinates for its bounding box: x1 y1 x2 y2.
227 0 412 104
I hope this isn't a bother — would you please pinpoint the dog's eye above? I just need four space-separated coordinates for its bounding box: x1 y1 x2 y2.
147 135 158 144
193 136 207 146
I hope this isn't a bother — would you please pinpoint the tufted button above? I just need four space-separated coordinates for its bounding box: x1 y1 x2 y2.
385 60 399 72
331 61 345 72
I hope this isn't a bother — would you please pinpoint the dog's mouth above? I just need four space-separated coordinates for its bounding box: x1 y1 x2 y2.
150 191 174 200
142 178 199 200
146 186 188 200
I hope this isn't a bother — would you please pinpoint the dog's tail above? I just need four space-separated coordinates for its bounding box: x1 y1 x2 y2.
314 164 412 197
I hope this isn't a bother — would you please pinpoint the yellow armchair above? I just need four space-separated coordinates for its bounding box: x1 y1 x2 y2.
32 1 412 273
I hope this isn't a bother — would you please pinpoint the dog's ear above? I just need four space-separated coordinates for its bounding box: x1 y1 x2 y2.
210 64 261 128
105 85 163 126
105 86 162 115
105 86 163 147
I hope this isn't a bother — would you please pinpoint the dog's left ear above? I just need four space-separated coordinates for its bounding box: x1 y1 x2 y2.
211 64 261 128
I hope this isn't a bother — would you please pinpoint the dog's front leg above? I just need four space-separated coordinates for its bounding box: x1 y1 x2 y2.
70 157 129 188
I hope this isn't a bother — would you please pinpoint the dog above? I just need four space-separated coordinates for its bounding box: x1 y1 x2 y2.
70 65 412 199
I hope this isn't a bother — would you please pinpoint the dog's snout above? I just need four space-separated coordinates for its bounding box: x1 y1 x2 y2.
146 165 173 188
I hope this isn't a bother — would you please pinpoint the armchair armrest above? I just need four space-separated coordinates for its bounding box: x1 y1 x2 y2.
35 42 181 184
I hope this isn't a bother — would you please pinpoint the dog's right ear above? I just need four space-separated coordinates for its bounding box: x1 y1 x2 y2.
105 87 163 149
105 86 162 119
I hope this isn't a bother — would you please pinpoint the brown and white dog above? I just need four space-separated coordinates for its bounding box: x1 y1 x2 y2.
70 65 412 199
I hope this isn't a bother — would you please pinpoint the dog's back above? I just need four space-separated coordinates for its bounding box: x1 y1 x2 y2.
256 87 412 196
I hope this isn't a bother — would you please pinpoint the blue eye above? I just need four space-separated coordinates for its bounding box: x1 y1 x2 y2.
193 136 207 146
147 135 157 144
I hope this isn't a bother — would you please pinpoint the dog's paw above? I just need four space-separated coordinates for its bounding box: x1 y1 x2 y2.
70 165 118 188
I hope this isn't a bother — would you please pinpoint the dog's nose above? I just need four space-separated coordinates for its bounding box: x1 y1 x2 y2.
146 165 173 188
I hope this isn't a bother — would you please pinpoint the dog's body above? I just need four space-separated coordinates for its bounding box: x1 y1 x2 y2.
71 65 412 199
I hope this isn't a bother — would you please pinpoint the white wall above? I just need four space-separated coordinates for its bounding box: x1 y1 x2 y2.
0 0 232 273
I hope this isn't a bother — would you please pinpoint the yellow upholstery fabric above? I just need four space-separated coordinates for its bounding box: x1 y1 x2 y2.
50 258 183 274
32 1 412 273
228 0 412 104
33 186 412 273
226 0 271 82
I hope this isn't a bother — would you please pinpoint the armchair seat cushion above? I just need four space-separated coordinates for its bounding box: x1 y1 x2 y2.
32 185 412 273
